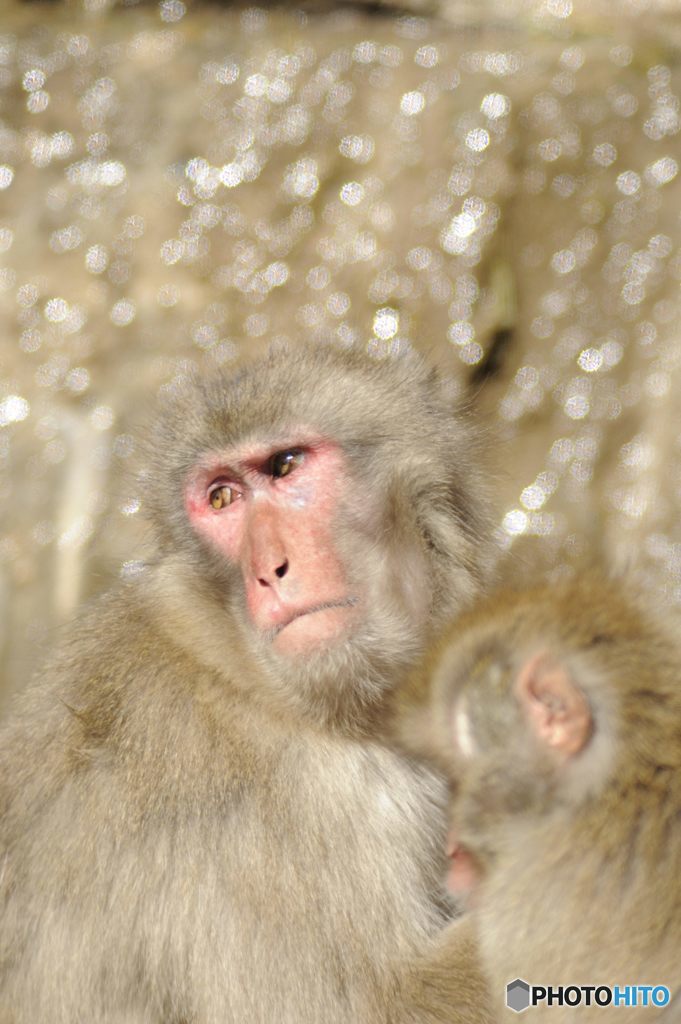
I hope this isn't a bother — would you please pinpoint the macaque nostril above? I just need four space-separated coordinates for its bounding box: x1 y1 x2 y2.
275 560 289 579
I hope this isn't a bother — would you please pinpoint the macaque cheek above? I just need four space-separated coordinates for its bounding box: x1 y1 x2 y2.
184 485 244 560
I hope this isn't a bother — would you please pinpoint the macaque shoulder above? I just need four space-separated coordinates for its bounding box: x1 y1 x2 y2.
0 571 273 823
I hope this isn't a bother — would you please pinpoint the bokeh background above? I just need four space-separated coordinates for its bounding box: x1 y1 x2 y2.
2 0 681 702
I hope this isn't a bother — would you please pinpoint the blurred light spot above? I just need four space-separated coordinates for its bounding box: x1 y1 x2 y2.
265 261 289 287
351 232 377 261
17 284 38 307
268 78 292 104
23 69 46 92
611 92 638 118
551 438 574 463
449 212 477 239
406 247 432 271
521 484 546 510
503 509 528 536
545 0 573 18
578 347 603 372
121 560 147 579
340 181 364 206
159 0 186 22
327 292 350 316
400 90 425 116
67 159 126 188
66 367 90 393
480 92 510 119
645 372 670 398
447 321 474 345
465 128 490 152
373 307 399 340
45 297 69 322
593 143 617 166
644 156 678 186
353 41 377 64
33 521 56 547
339 134 374 164
564 394 590 419
550 249 576 274
244 73 268 98
245 313 269 337
0 396 29 426
306 266 329 290
560 45 584 70
415 45 439 68
85 244 108 273
459 342 483 365
20 329 42 353
515 365 539 389
50 225 84 254
157 284 179 307
283 159 319 199
616 170 641 195
110 299 136 326
113 434 135 458
27 91 50 114
219 163 243 188
609 44 632 67
91 405 114 431
0 166 14 189
622 280 645 305
538 139 561 161
191 323 217 350
120 498 141 516
160 239 183 265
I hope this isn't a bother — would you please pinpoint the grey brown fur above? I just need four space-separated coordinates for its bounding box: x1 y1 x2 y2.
395 575 681 1021
0 343 493 1023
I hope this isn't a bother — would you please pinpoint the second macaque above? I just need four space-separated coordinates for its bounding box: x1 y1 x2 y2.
395 575 681 1020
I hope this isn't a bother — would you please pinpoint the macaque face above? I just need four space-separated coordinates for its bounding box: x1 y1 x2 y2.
185 434 360 657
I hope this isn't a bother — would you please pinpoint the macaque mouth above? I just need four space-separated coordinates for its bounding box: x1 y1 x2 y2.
267 597 359 640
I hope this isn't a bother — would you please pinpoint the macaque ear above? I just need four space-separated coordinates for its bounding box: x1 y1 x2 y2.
514 652 592 758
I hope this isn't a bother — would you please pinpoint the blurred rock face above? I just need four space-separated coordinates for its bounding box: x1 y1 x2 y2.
1 0 681 700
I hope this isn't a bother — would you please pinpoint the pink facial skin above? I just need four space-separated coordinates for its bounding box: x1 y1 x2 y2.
184 436 358 656
445 828 481 905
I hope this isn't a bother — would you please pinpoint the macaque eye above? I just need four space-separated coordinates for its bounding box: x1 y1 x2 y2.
209 484 238 510
269 449 304 479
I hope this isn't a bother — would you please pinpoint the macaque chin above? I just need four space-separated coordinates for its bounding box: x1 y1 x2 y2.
395 574 681 1020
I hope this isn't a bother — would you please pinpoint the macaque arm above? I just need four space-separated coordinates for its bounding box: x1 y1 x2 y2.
399 915 494 1024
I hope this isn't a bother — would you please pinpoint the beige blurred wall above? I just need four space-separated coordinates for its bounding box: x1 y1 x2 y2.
2 0 681 701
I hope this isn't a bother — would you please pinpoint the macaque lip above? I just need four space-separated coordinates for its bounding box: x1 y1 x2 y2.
262 598 359 653
270 597 359 637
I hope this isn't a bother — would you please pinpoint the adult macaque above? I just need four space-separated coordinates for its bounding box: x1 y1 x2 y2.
0 343 494 1023
394 575 681 1021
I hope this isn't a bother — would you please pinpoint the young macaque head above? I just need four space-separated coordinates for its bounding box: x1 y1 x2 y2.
144 343 491 717
395 574 681 898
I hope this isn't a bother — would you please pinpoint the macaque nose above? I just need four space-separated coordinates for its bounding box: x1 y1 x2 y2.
247 504 290 588
259 559 289 587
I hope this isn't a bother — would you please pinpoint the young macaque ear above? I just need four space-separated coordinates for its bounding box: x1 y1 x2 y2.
514 652 593 758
